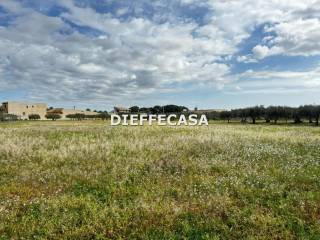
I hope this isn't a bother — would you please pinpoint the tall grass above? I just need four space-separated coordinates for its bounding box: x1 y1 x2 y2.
0 121 319 239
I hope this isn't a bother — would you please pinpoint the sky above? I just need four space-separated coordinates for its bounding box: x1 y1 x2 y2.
0 0 320 111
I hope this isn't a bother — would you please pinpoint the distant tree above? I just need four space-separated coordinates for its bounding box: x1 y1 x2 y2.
247 106 264 124
151 105 162 114
85 114 99 120
99 112 110 120
299 105 320 126
75 113 86 121
90 111 110 120
314 106 320 126
0 113 18 121
163 105 188 113
230 109 240 121
292 109 302 124
45 113 61 121
66 114 75 120
86 108 91 112
66 113 85 121
206 111 220 120
129 106 140 113
264 109 271 123
282 107 293 123
299 105 315 123
139 107 151 113
28 114 41 120
266 106 282 124
220 111 232 123
237 108 249 123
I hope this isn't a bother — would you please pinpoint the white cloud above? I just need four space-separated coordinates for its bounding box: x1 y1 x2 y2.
0 0 320 103
230 67 320 93
207 0 320 59
252 45 283 59
116 7 129 17
263 18 320 57
0 0 232 102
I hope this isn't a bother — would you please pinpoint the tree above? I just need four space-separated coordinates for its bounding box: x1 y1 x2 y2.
99 112 110 120
139 107 151 113
66 114 85 121
163 105 188 113
86 108 91 112
206 111 220 120
46 113 61 121
85 114 100 120
0 113 18 121
299 105 315 123
282 107 292 123
314 106 320 126
236 108 249 123
129 106 140 113
220 111 232 123
266 106 283 124
75 113 85 121
292 109 302 124
151 105 162 114
28 114 41 120
247 106 264 124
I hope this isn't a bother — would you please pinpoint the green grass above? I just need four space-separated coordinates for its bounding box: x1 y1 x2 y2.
0 121 319 239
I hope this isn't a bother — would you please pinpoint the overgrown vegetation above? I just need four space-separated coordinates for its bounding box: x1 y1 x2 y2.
0 121 319 239
130 105 188 114
45 113 62 121
66 112 110 121
127 104 320 126
211 105 320 125
0 113 18 121
28 114 41 120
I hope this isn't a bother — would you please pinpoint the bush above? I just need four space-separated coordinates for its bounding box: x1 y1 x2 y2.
45 113 61 121
66 114 86 121
0 113 18 121
97 112 110 120
28 114 41 120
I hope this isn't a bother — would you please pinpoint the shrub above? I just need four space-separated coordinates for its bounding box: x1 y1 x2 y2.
66 114 86 121
28 114 41 120
45 113 61 121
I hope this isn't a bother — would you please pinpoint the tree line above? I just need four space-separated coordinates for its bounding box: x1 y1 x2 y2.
129 105 188 114
215 105 320 125
2 104 320 125
45 112 110 121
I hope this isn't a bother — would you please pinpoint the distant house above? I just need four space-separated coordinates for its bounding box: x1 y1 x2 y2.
0 101 47 120
46 108 97 119
114 107 130 114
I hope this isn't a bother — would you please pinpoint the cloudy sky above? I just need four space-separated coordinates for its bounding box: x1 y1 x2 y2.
1 0 320 110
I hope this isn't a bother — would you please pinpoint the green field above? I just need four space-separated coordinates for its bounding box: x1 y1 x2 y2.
0 121 319 239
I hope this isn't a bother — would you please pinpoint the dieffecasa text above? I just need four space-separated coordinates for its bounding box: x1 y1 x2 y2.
111 114 208 126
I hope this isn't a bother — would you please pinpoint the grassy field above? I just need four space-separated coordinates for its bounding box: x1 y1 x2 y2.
0 121 319 239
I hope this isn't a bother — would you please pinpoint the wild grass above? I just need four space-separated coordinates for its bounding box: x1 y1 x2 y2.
0 121 319 239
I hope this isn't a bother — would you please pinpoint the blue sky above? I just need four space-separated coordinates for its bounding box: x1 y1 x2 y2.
0 0 320 111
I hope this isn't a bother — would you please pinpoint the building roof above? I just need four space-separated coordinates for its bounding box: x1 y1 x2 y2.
47 108 64 114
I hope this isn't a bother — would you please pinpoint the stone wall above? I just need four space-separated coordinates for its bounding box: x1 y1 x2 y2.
2 102 47 120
